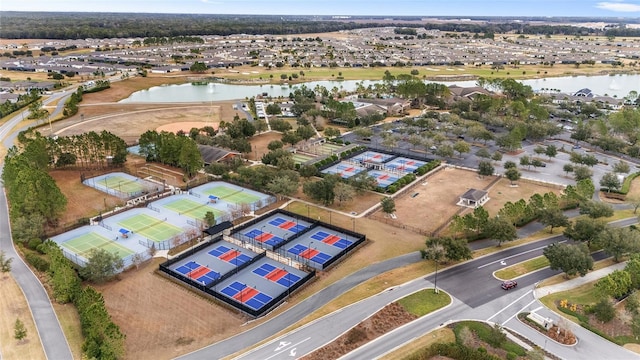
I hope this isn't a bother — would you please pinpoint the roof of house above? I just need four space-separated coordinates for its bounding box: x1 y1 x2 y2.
460 188 488 201
197 144 239 164
203 221 233 236
448 85 492 98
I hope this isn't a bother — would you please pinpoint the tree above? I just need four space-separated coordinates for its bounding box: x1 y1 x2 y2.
520 155 531 169
538 208 569 233
563 217 606 245
613 160 631 174
334 182 355 205
503 160 517 169
545 144 558 159
579 200 613 219
563 163 574 176
265 103 282 115
597 227 640 262
591 298 616 323
573 165 593 181
595 270 632 299
0 250 13 272
475 148 491 159
421 240 445 293
281 131 301 146
485 216 517 246
299 164 318 178
266 176 298 200
324 127 341 139
14 319 27 342
435 144 454 159
491 151 503 163
381 197 396 215
543 242 593 278
80 248 124 283
477 160 494 179
267 140 284 151
424 237 472 263
453 140 471 156
302 175 339 205
189 61 207 73
204 211 216 227
599 172 621 192
505 167 521 185
625 255 640 289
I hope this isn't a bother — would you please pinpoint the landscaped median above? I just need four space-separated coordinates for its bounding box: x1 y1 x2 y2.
301 289 450 360
494 256 550 280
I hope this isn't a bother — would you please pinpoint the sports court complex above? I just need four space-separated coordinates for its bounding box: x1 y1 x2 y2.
83 172 160 199
160 209 365 317
320 149 430 188
51 178 274 268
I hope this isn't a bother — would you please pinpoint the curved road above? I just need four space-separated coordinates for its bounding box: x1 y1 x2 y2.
1 94 74 359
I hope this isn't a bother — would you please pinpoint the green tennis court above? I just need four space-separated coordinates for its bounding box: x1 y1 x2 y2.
292 153 314 164
163 198 226 220
118 213 183 242
98 175 145 194
202 186 262 205
62 232 134 259
316 143 343 155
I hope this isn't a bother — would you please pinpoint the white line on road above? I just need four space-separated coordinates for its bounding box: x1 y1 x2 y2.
502 298 537 326
477 241 566 269
262 337 311 360
486 290 533 322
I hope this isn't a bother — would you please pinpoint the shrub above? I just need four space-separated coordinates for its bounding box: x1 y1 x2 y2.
25 253 50 272
588 298 616 323
506 352 518 360
27 238 42 250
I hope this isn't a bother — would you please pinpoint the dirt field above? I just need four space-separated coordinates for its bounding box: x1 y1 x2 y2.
246 131 284 161
48 169 125 232
0 273 46 360
94 258 244 360
481 178 563 217
392 167 497 234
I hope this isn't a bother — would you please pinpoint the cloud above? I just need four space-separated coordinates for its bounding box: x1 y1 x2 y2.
596 1 640 12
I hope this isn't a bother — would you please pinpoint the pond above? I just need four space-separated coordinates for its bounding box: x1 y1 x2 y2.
119 74 640 103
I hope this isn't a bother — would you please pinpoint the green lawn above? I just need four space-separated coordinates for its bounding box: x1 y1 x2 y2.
397 289 451 317
494 256 550 280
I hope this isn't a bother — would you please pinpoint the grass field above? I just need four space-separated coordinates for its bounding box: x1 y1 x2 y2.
98 175 145 194
62 232 134 258
118 213 183 242
162 198 225 220
202 186 262 205
379 327 455 360
494 256 550 280
397 289 451 317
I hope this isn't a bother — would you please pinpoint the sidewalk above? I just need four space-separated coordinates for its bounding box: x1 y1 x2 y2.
533 261 628 299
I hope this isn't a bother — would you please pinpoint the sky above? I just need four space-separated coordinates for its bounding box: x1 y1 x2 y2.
3 0 640 17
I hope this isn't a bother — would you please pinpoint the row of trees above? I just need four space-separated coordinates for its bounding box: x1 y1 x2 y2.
138 130 204 178
0 90 41 118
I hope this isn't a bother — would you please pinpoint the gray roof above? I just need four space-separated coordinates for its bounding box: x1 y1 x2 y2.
197 144 239 164
460 188 488 201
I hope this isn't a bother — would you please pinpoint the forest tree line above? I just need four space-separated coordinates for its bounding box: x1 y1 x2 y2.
2 12 639 40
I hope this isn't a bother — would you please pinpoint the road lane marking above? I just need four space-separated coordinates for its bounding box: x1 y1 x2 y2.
486 290 532 322
477 241 566 269
502 298 537 325
263 337 310 360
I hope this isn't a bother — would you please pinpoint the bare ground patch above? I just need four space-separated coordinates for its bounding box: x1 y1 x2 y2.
390 168 496 234
246 131 284 161
481 178 563 217
0 273 46 360
94 258 245 360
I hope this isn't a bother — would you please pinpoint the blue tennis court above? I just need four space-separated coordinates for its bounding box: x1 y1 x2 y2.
351 151 395 164
175 261 220 286
310 231 353 249
220 281 274 311
385 157 426 173
252 263 302 288
208 245 252 265
268 217 307 233
244 229 285 247
367 169 399 188
321 161 367 179
288 244 331 265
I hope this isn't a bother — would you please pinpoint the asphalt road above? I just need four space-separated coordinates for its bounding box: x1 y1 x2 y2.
1 92 74 359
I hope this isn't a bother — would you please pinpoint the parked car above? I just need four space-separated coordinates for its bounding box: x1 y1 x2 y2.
501 280 517 290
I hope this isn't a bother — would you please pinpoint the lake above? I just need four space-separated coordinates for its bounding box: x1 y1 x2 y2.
119 74 640 103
